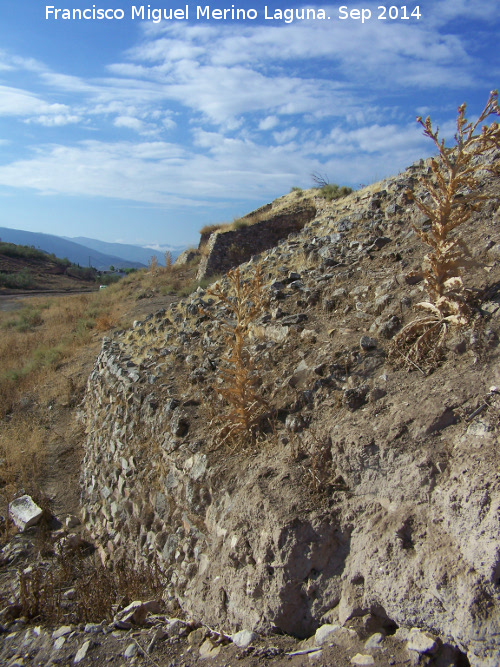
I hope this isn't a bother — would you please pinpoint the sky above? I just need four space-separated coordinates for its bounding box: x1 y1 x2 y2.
0 1 498 249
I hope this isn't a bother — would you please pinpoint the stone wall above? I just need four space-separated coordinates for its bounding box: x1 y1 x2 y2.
196 202 316 280
79 153 500 664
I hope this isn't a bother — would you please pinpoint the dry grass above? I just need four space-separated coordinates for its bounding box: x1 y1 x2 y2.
0 264 204 508
200 223 225 236
17 550 165 624
199 212 266 241
0 287 128 508
0 291 125 416
390 91 500 369
0 415 46 500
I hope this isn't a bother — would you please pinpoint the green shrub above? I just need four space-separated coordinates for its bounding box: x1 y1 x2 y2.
231 218 249 230
319 184 353 201
3 306 44 332
0 269 35 289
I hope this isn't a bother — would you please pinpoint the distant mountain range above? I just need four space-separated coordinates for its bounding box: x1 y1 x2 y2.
0 227 186 271
65 236 185 269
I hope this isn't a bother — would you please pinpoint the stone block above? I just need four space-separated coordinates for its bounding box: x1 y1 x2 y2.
8 495 43 531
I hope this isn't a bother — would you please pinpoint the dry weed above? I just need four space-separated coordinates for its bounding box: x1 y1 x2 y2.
148 255 159 274
391 92 500 369
164 250 173 272
203 266 269 447
18 550 165 624
95 312 117 331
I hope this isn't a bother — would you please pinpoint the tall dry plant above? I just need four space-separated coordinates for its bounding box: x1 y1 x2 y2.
164 250 173 272
203 266 268 446
148 255 159 274
391 91 500 368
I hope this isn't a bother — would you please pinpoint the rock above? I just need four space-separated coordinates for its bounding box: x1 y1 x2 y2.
54 636 67 650
406 628 439 654
74 640 90 664
378 315 401 339
232 629 256 648
52 626 72 640
187 628 206 646
166 619 187 636
314 624 341 646
343 386 369 411
369 387 386 402
84 624 102 634
199 638 221 659
364 632 384 649
8 496 43 532
281 313 308 326
124 642 138 658
351 654 375 665
373 236 391 249
114 600 162 627
65 514 81 529
301 329 317 344
360 336 377 350
170 409 189 437
308 648 323 661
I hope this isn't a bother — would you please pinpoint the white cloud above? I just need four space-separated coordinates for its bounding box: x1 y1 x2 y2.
273 127 298 144
114 116 145 131
259 116 279 131
0 2 496 213
26 114 82 127
0 85 70 117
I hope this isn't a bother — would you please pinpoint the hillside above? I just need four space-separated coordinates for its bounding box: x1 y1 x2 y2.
0 242 97 293
1 146 500 667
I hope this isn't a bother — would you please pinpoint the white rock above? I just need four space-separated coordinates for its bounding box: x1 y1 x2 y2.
314 624 340 646
199 638 221 659
8 495 43 531
74 640 90 664
308 648 323 661
124 642 137 658
54 636 66 650
52 625 72 639
407 628 438 654
232 629 256 648
351 654 375 665
364 632 384 649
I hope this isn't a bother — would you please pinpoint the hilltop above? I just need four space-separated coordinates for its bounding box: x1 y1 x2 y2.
1 146 500 667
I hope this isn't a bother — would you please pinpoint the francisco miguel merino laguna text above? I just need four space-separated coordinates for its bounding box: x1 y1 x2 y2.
45 5 331 22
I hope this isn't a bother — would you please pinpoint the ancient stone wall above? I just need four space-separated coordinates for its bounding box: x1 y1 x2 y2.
196 202 316 280
80 154 500 664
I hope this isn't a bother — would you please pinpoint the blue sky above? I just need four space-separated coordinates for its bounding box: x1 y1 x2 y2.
0 1 498 248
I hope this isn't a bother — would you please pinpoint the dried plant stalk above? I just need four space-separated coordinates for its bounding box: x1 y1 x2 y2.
203 266 268 446
391 92 500 368
409 90 500 320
